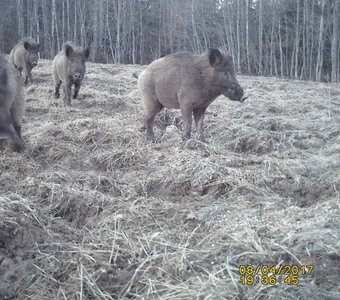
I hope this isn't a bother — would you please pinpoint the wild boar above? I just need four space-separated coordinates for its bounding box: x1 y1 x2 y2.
52 42 90 107
138 48 248 142
9 38 40 84
0 54 25 152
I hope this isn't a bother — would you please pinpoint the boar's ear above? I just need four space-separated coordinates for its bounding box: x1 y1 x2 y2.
0 68 7 85
208 48 223 67
64 43 73 57
23 41 31 50
83 47 90 60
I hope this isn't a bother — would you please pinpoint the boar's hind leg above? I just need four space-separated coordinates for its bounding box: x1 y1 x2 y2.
144 101 163 142
0 111 23 152
12 123 23 151
54 80 62 99
193 107 207 142
180 105 193 140
73 82 81 99
11 114 23 145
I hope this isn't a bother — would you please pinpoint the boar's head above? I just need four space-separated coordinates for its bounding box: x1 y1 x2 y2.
23 40 40 68
64 43 90 83
208 48 247 102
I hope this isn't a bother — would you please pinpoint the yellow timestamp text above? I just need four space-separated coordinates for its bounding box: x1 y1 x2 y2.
239 265 314 285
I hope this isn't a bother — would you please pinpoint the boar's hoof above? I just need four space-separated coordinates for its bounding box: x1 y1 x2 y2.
12 137 24 153
181 134 191 142
197 136 207 143
13 145 24 152
63 100 72 107
146 134 155 143
147 136 155 143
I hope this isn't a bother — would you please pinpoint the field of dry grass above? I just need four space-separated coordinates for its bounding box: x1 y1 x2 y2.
0 59 339 299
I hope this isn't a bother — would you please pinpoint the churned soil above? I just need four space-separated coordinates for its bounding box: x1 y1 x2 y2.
0 59 339 299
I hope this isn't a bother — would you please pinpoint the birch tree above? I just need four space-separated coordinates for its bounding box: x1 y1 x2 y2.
331 0 339 82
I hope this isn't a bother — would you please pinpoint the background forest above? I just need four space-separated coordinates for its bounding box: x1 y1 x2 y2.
0 0 339 82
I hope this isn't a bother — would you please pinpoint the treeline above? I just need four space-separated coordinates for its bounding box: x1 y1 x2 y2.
0 0 339 82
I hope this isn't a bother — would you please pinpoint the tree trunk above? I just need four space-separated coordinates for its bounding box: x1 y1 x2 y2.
130 0 136 64
245 0 250 74
52 0 56 56
316 0 325 82
258 0 263 75
17 0 24 38
294 0 300 79
308 1 315 80
106 0 115 62
278 18 284 76
73 0 77 44
331 0 339 82
236 0 241 71
34 0 40 43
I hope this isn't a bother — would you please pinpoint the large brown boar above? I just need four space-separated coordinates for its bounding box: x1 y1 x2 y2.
52 42 90 107
0 54 25 152
138 48 248 142
9 38 40 84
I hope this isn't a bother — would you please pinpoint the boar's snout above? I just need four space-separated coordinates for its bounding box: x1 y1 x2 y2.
240 92 248 103
73 73 82 82
222 81 247 103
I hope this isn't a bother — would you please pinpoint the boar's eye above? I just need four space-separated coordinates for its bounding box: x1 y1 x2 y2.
223 71 229 79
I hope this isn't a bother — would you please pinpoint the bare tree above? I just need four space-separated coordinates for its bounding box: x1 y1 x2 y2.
331 0 339 82
17 0 24 38
0 0 337 82
258 0 263 75
316 0 325 82
294 0 300 79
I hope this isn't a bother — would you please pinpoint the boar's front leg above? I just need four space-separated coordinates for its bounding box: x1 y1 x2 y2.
73 82 81 99
54 80 62 99
180 104 193 140
63 83 72 106
193 107 207 142
144 101 163 142
16 66 23 79
27 68 33 83
10 127 23 152
24 66 32 84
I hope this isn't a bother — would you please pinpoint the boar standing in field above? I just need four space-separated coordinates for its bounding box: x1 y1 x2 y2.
138 48 248 142
0 54 25 152
52 42 90 107
9 38 40 84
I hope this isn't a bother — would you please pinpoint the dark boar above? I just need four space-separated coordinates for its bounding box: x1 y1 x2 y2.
52 42 90 107
0 54 25 152
138 48 248 142
9 38 40 84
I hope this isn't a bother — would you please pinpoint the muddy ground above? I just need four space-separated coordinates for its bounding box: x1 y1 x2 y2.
0 59 339 299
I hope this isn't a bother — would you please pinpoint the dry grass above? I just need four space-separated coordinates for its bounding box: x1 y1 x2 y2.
0 59 339 299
